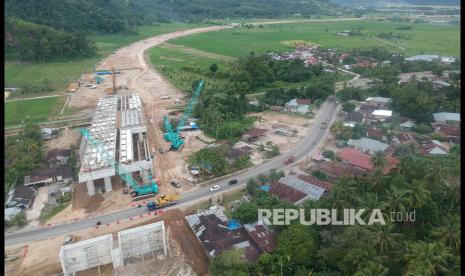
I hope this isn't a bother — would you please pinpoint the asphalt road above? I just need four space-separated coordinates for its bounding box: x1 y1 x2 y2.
5 98 338 246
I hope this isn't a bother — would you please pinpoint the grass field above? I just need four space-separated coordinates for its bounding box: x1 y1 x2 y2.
170 20 460 57
5 96 63 127
4 23 203 97
149 44 230 92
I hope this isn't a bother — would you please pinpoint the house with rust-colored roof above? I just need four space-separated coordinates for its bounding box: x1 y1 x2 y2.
337 148 399 175
310 161 359 182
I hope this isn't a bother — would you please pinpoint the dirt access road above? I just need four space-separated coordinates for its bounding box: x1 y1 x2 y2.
93 17 363 186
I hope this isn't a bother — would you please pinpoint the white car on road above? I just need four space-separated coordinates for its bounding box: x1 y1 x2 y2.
210 185 220 192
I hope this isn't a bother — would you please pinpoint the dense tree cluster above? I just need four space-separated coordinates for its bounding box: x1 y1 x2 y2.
5 123 44 194
192 54 334 139
5 17 96 62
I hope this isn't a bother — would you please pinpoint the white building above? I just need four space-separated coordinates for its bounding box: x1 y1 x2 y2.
347 137 389 155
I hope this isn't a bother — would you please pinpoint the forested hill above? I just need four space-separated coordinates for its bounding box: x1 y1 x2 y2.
5 17 97 62
6 0 339 33
330 0 460 6
5 0 339 62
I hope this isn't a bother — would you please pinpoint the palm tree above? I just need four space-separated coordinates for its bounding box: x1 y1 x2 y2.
372 150 387 171
354 260 389 276
367 223 403 256
23 138 39 152
404 241 453 276
385 185 409 214
357 192 387 220
432 215 460 252
406 179 431 209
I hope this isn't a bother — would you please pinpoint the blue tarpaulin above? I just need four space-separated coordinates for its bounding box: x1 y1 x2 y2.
228 219 241 230
260 185 270 192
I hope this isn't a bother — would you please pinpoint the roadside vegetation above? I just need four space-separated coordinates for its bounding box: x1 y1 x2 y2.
39 192 72 223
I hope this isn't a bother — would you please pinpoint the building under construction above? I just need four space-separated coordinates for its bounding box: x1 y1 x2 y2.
59 221 167 275
78 93 152 195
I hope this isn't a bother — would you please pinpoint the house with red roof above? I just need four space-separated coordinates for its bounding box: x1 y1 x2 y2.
337 148 399 175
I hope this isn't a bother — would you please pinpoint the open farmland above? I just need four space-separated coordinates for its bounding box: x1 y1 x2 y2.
5 96 63 127
170 20 460 57
4 23 200 97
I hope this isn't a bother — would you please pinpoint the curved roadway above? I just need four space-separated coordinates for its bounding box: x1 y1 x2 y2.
4 19 354 246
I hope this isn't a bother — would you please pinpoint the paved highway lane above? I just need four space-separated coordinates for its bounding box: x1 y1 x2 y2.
5 98 338 246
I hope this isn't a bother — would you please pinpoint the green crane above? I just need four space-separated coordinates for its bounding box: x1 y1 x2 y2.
163 80 205 151
80 128 158 199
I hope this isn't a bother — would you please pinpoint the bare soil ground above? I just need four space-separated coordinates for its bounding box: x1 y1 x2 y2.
246 111 313 163
5 209 207 276
43 127 80 152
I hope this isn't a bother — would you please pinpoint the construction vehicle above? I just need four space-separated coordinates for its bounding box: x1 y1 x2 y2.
63 234 81 245
80 128 158 200
163 80 205 151
146 194 180 211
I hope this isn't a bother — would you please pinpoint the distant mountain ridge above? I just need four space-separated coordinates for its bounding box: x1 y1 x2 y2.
330 0 460 7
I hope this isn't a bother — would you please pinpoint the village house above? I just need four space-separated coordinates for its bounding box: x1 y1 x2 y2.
45 148 71 167
366 128 386 141
365 97 391 108
433 112 460 125
393 133 416 145
242 128 268 142
347 137 389 155
431 123 460 144
185 205 277 262
398 120 415 131
398 71 436 84
6 186 37 209
269 174 332 204
420 140 450 155
24 166 74 187
310 161 358 182
337 148 399 175
284 98 311 114
371 109 393 121
344 111 364 127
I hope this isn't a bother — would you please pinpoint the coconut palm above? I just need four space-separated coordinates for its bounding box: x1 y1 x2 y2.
385 185 409 214
406 179 431 209
371 150 387 171
367 223 403 256
23 138 39 152
404 241 453 276
357 192 387 221
432 215 460 252
354 260 389 276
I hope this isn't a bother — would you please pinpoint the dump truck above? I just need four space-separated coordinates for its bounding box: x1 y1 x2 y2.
146 194 180 211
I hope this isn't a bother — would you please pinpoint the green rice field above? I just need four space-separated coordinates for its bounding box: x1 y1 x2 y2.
170 20 460 57
5 97 63 127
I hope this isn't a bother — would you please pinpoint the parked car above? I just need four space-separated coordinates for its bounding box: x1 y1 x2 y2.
171 180 181 188
159 148 164 154
228 179 238 185
149 119 153 124
210 185 220 192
